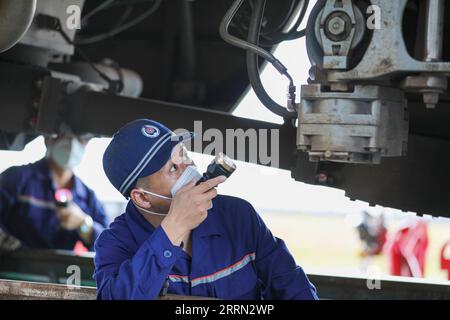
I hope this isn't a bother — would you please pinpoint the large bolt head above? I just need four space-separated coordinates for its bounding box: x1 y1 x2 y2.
327 16 347 36
423 92 440 109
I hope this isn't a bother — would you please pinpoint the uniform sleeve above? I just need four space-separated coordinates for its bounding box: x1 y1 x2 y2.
85 191 110 250
244 201 319 300
0 167 20 228
93 225 183 300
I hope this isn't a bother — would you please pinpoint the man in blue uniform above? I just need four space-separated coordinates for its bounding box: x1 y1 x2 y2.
0 134 109 250
95 119 318 300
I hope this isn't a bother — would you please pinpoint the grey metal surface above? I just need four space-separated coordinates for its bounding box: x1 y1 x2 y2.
424 0 445 62
298 85 408 164
295 0 450 215
0 0 36 53
50 61 144 98
402 0 447 109
310 133 450 217
314 0 366 70
326 0 450 81
18 0 85 57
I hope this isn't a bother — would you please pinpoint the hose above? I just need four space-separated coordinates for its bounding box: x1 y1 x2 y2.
219 0 297 119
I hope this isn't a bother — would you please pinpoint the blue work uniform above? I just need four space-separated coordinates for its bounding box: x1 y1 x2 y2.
94 195 318 300
0 158 109 250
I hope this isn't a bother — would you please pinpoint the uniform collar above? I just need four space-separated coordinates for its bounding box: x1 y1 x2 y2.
33 157 88 200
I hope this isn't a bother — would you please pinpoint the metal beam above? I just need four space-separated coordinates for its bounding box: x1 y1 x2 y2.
0 279 215 300
36 86 297 170
314 134 450 217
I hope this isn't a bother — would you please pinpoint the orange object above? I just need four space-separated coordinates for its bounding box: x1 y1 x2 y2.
74 240 89 254
441 241 450 280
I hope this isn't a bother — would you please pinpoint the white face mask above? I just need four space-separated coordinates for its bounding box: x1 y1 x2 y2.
49 137 86 170
170 165 202 197
135 165 202 216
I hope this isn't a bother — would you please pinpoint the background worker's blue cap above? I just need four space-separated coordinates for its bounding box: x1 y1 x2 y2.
103 119 194 198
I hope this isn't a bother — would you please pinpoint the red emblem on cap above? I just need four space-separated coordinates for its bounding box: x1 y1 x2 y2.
142 125 160 138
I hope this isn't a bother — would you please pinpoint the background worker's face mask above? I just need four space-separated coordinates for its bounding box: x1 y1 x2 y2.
136 165 202 216
49 137 86 170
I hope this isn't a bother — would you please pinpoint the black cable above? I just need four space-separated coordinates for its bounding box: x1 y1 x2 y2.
260 0 308 46
219 0 295 83
247 0 296 118
259 0 297 36
287 0 309 34
220 0 282 67
75 0 162 45
220 0 296 118
229 0 307 47
81 0 116 26
111 4 135 29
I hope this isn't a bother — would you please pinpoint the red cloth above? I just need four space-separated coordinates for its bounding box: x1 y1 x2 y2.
74 240 89 254
388 220 429 278
441 241 450 280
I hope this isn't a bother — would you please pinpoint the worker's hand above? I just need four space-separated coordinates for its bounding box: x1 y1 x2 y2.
56 203 88 230
161 175 226 246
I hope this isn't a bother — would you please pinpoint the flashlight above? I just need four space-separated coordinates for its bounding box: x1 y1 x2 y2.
54 188 73 208
196 152 236 185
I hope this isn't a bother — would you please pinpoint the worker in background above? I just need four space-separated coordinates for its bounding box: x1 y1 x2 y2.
0 133 109 251
356 210 387 272
94 119 318 300
387 218 429 278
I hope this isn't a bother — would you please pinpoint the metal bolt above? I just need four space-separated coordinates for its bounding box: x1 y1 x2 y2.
423 92 439 109
327 16 346 36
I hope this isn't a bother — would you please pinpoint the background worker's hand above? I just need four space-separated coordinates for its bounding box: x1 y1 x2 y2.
56 203 88 230
161 175 226 245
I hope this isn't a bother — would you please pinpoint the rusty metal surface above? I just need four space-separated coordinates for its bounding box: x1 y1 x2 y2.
1 275 448 300
0 279 216 300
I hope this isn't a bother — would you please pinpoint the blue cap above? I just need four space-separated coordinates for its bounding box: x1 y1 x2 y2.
103 119 194 198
